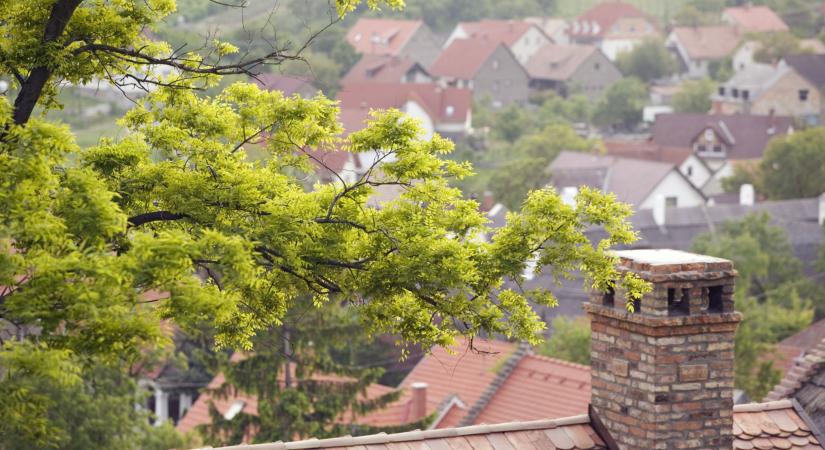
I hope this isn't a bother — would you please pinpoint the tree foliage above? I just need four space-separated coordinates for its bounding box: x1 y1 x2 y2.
615 39 676 83
0 0 649 446
537 316 591 366
753 32 810 64
672 78 715 114
593 77 648 131
758 128 825 200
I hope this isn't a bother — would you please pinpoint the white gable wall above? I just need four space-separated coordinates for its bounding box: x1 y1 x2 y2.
639 170 706 209
511 26 552 63
402 100 435 140
679 154 713 190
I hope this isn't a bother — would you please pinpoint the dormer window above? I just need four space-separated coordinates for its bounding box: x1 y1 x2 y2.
742 90 750 101
800 90 809 101
713 145 723 153
718 87 726 96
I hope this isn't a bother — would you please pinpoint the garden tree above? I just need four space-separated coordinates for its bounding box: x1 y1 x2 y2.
0 0 650 447
593 77 648 131
753 32 809 64
721 161 761 194
758 128 825 200
200 304 426 446
692 213 815 399
615 39 676 83
537 316 591 366
488 124 599 209
672 78 715 113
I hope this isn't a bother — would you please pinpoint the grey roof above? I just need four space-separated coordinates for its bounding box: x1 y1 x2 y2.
784 54 825 90
547 151 677 206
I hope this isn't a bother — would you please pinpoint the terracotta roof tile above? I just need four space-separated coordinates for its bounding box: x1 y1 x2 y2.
456 20 538 47
525 44 599 81
346 19 423 56
337 83 471 124
341 55 429 85
253 74 317 97
429 39 505 80
670 26 743 60
733 400 824 450
571 1 652 38
724 5 789 33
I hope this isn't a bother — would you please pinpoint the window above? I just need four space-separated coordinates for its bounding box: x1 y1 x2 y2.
713 145 723 152
686 166 693 177
742 90 750 100
732 88 739 98
800 89 809 101
697 144 707 152
594 62 600 71
491 59 500 70
665 196 678 208
718 87 726 96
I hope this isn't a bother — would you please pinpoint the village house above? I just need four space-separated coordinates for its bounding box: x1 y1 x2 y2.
341 54 432 85
525 17 570 45
567 1 660 61
547 151 707 210
345 19 443 66
783 54 825 125
766 334 825 432
666 26 743 79
443 19 552 64
733 40 825 73
203 249 825 450
524 43 622 101
722 4 790 33
429 39 530 107
650 113 794 195
712 61 822 125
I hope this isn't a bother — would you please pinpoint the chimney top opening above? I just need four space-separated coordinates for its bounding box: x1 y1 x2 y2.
603 286 615 308
708 285 724 313
667 288 690 316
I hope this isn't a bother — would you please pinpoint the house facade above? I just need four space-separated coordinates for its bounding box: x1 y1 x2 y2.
444 20 551 64
345 19 443 66
666 26 743 79
568 1 659 61
430 40 530 107
341 55 432 85
525 44 622 101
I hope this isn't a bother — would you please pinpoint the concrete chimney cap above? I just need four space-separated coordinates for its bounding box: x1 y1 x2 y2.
613 249 730 266
411 382 428 389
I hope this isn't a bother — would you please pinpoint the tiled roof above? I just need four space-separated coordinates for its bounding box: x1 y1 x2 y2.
429 39 506 80
473 354 591 425
456 20 537 47
784 54 825 90
525 44 599 81
670 26 743 60
197 415 607 450
345 19 423 56
337 82 472 124
766 337 825 434
571 1 652 38
651 113 794 161
724 5 789 33
733 400 823 449
341 55 429 84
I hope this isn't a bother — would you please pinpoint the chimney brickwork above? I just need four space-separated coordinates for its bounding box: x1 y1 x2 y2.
585 250 742 450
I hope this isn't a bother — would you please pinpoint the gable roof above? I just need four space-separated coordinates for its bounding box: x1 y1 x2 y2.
723 5 789 33
571 1 652 38
341 54 429 85
346 19 424 56
253 74 317 97
547 151 688 206
733 400 824 449
337 82 472 124
651 113 793 160
455 20 539 47
765 320 825 379
766 337 825 434
524 43 600 81
784 54 825 90
429 39 509 80
669 26 743 61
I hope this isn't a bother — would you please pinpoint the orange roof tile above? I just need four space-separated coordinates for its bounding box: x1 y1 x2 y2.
670 26 743 60
724 5 789 33
429 39 507 80
336 82 472 124
571 1 653 38
733 400 823 450
346 19 423 56
473 354 591 425
457 20 538 47
341 55 428 85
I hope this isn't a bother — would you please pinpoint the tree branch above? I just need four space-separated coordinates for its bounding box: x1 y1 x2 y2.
127 211 189 227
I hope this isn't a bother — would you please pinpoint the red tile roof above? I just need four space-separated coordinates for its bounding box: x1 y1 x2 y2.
429 39 506 80
733 400 823 449
473 355 591 425
345 19 423 56
724 5 789 33
571 1 651 38
337 82 471 124
341 55 428 85
670 26 743 60
456 20 537 47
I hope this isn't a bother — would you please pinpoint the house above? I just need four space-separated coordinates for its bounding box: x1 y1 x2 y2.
524 43 622 101
567 1 660 61
336 82 473 141
547 151 707 210
525 17 570 45
734 40 825 73
766 334 825 433
443 20 551 63
722 4 789 33
783 54 825 125
666 26 743 79
206 249 825 450
712 62 822 125
341 54 432 85
345 19 443 66
429 39 530 107
650 112 794 194
252 73 318 98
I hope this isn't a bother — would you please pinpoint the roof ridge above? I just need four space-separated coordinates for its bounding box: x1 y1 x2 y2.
733 399 794 413
206 415 592 450
766 337 825 401
524 352 592 371
456 341 529 427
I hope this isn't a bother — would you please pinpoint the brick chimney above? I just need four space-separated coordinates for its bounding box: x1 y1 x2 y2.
585 249 741 450
410 382 428 421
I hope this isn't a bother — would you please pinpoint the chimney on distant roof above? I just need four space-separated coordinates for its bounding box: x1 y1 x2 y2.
818 193 825 227
739 183 755 206
586 250 740 450
410 382 428 421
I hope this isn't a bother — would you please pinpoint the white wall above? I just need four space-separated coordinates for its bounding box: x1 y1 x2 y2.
402 100 435 140
639 170 706 209
601 38 641 61
511 27 552 63
679 154 713 190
